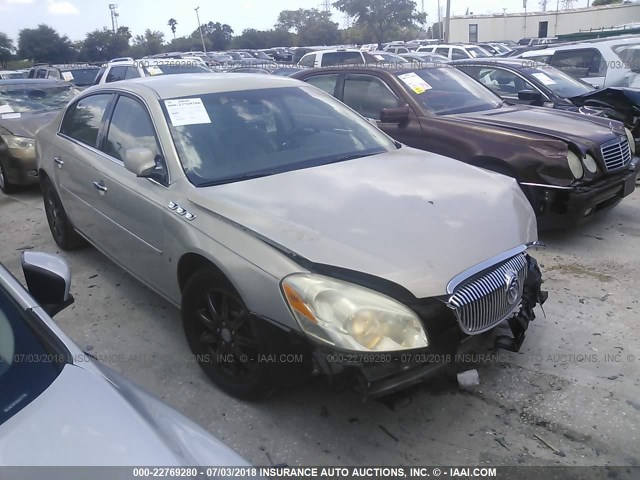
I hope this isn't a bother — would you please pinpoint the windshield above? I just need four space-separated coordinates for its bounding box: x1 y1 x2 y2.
395 68 503 115
0 288 62 426
145 63 211 75
1 72 27 79
522 65 594 97
467 46 492 58
64 68 99 86
163 86 397 186
0 83 79 113
612 43 640 72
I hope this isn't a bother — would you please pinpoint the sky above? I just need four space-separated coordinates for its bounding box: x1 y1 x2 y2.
0 0 593 43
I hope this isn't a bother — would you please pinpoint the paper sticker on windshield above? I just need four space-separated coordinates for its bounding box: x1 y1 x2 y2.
2 113 21 119
0 105 14 114
374 55 385 61
62 71 74 81
164 98 211 127
398 72 432 94
147 66 163 76
532 72 556 86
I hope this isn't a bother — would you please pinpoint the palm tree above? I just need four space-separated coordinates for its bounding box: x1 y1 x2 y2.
168 18 178 39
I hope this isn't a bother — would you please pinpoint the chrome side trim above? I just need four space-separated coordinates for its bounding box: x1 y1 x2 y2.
519 182 575 190
446 244 528 294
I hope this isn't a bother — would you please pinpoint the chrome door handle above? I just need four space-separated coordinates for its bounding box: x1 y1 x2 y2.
54 157 64 168
92 181 108 194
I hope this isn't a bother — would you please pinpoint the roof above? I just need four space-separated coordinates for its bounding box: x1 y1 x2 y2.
0 79 70 86
91 73 303 99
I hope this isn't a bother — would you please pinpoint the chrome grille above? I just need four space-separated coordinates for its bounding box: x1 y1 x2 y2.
447 253 528 335
600 136 632 171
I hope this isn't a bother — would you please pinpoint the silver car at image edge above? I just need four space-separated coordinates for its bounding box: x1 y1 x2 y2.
0 252 251 467
35 73 547 399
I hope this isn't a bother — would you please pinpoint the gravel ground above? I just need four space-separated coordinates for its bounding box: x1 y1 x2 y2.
0 186 638 468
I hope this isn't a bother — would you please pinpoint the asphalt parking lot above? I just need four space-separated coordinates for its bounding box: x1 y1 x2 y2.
1 186 639 468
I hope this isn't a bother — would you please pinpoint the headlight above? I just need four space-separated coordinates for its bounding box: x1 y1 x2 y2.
625 128 636 155
1 134 35 150
281 273 428 351
566 150 584 179
583 154 598 174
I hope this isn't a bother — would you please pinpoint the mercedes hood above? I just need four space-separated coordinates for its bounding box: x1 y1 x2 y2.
453 104 625 146
189 147 537 298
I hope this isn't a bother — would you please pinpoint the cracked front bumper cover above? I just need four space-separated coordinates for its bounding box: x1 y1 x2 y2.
311 255 547 398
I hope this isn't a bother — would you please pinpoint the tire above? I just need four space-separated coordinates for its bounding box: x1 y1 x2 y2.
181 268 276 400
0 162 18 194
41 177 85 250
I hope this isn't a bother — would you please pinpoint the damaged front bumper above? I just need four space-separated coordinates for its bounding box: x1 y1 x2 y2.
524 156 639 231
310 255 548 398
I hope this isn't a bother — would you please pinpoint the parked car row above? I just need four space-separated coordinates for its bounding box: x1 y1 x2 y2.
2 52 638 407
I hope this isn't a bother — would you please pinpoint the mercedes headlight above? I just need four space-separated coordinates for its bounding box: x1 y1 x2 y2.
281 274 428 351
625 128 636 155
583 154 598 174
1 135 35 151
567 150 584 179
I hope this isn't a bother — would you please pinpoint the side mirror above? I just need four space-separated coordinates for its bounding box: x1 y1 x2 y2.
124 148 157 178
21 251 74 317
518 89 544 105
380 106 411 124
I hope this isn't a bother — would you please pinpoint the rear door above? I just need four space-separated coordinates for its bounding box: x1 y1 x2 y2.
55 93 115 240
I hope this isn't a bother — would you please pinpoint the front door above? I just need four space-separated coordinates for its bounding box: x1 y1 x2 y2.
88 94 171 294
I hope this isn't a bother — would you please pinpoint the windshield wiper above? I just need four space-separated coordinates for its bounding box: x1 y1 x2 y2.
197 171 277 187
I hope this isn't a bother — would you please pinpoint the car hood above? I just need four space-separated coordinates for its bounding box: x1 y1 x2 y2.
188 147 537 298
0 364 249 466
569 87 640 129
452 105 625 145
0 110 58 138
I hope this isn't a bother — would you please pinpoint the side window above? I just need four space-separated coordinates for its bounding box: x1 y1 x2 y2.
435 47 450 57
452 48 469 60
103 96 161 165
105 66 128 83
322 52 364 66
474 67 536 97
304 74 339 96
36 69 47 79
124 66 141 79
343 74 402 120
550 49 606 78
60 94 113 147
299 54 316 68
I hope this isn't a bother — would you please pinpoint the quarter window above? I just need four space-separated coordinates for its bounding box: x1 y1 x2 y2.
60 94 112 147
103 96 160 163
343 74 402 120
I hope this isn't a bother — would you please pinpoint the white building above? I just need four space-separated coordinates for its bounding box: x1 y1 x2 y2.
448 2 640 42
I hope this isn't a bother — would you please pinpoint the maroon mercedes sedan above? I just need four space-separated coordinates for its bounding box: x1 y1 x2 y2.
292 65 640 230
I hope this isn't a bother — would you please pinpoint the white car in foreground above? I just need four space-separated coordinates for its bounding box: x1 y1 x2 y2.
0 252 250 466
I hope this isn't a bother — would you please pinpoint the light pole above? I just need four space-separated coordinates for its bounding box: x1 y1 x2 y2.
194 6 206 53
444 0 451 43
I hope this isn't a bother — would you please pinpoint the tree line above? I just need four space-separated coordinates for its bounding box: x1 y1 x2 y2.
0 0 428 65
